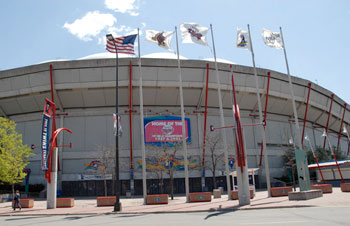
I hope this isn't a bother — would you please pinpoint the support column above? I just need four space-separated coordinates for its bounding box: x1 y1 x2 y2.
237 127 250 205
202 63 209 191
57 116 64 191
47 147 58 209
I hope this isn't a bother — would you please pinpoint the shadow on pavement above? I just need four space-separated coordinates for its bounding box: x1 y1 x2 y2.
6 216 47 221
204 206 239 220
64 216 95 221
114 214 143 218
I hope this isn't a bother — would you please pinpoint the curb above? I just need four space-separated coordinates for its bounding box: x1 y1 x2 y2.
0 205 316 216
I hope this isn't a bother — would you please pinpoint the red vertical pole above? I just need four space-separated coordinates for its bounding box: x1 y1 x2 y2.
129 61 133 170
323 94 334 149
50 64 54 102
49 64 56 145
337 103 347 150
49 64 57 174
301 82 312 146
202 63 209 168
331 147 345 183
231 66 244 172
259 72 271 166
313 151 326 184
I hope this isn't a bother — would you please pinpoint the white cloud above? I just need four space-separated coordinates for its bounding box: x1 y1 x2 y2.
129 11 139 16
105 0 139 16
63 11 116 41
107 25 138 37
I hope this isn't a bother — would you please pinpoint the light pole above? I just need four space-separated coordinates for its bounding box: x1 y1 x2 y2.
106 34 121 212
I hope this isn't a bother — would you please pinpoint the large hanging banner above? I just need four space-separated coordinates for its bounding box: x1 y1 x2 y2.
40 98 54 171
144 116 191 146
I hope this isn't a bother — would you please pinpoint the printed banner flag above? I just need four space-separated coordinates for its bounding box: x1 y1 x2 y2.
236 27 251 51
145 30 174 51
180 23 208 46
106 34 137 55
41 98 54 171
262 28 283 49
113 113 123 136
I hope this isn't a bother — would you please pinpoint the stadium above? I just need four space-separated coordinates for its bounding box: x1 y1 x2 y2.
0 53 349 197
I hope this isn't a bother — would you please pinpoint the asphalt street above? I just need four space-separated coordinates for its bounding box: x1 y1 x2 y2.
1 206 349 226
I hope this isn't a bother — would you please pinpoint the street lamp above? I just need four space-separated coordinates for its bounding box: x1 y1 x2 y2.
342 126 350 156
343 126 350 142
106 33 121 212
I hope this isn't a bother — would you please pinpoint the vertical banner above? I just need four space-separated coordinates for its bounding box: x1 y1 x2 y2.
41 98 54 171
113 113 123 136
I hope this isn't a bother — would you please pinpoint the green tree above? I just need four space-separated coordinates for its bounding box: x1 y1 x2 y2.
306 146 347 164
0 117 33 195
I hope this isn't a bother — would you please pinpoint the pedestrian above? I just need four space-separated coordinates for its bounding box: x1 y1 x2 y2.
13 190 21 211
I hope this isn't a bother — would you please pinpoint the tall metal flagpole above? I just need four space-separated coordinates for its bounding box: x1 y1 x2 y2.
210 24 231 199
137 28 147 204
247 24 271 197
113 38 121 212
280 27 302 150
175 26 190 202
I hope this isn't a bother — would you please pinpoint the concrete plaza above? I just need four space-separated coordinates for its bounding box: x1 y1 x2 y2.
0 187 349 216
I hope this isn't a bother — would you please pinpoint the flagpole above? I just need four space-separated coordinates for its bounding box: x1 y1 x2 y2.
210 24 231 199
279 27 302 150
247 24 271 197
137 28 147 204
175 26 190 202
109 35 121 212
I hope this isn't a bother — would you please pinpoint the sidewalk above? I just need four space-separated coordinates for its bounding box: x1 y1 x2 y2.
1 187 349 216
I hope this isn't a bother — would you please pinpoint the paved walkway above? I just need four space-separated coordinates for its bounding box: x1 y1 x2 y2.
1 188 349 216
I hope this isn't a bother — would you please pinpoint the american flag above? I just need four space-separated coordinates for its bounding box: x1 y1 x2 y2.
106 34 137 55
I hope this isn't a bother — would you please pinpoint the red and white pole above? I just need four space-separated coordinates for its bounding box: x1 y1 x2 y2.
201 63 209 191
301 82 312 146
259 72 271 166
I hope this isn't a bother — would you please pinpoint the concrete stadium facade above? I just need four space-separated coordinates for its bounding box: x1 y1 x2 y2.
1 57 349 196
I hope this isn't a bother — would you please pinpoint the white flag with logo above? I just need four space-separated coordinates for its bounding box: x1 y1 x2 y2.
262 28 283 50
113 113 122 136
236 27 251 51
145 30 174 51
180 23 209 46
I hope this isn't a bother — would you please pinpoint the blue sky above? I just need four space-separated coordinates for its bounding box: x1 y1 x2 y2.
1 0 350 103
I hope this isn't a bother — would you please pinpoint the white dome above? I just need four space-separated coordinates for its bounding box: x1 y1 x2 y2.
202 58 235 65
36 59 70 65
78 52 135 60
142 52 187 60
